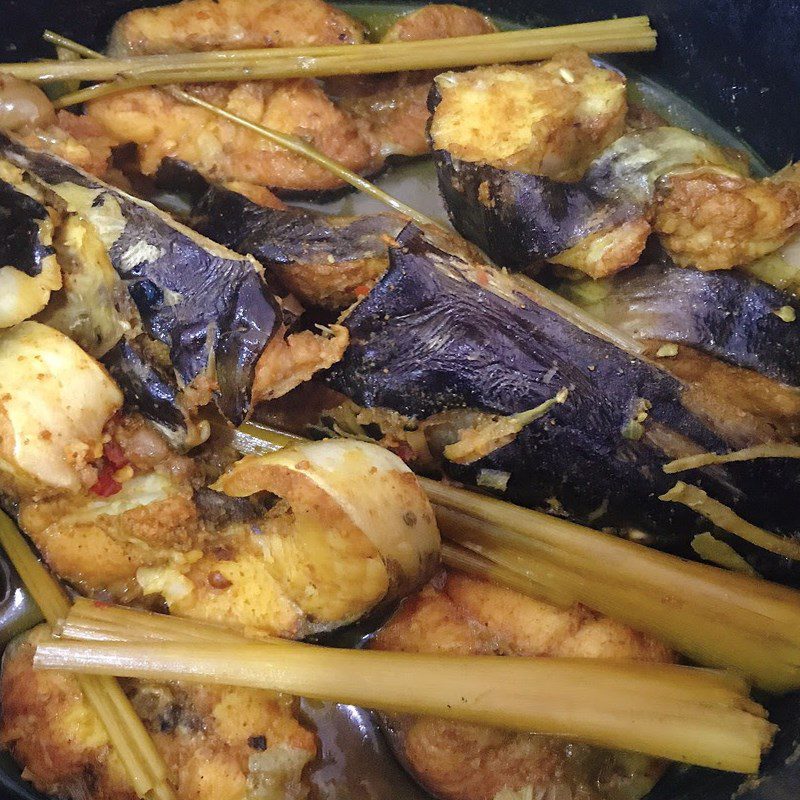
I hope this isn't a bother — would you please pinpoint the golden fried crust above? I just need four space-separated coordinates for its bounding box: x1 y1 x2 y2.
372 571 672 800
107 0 366 55
653 343 800 446
130 682 316 800
375 571 673 661
1 627 135 800
15 111 117 178
221 181 287 209
381 4 496 42
18 480 201 599
252 324 349 403
273 254 388 309
87 80 380 192
654 167 800 270
548 216 653 279
1 626 316 800
329 5 496 159
430 49 627 180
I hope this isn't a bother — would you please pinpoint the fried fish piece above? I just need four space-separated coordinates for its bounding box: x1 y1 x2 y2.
328 4 497 159
0 625 317 800
106 0 366 55
90 0 379 194
87 79 381 194
17 437 439 639
654 166 800 270
372 570 673 800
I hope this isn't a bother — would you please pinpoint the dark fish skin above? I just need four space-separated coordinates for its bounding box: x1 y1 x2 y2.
101 339 187 434
327 225 800 583
0 178 53 277
426 82 639 269
192 186 402 276
432 149 635 268
0 134 280 425
575 259 800 387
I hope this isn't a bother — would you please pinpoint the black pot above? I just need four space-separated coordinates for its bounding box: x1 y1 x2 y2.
0 2 798 799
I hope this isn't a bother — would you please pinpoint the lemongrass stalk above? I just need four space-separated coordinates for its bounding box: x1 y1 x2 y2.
42 35 437 226
663 443 800 473
231 421 800 689
426 483 800 692
43 30 102 60
52 29 656 105
448 518 800 669
34 636 771 773
17 20 655 86
61 597 310 647
0 512 175 800
60 598 249 644
59 599 753 705
441 540 578 608
660 482 800 561
429 489 800 613
53 19 655 106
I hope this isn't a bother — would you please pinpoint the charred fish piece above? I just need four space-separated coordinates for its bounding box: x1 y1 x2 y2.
326 225 800 583
431 123 733 275
189 183 405 310
0 133 280 426
562 258 800 387
426 52 738 278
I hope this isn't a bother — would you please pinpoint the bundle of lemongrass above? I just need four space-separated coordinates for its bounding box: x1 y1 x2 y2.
0 512 176 800
235 423 800 694
3 17 656 108
38 597 773 773
1 503 775 773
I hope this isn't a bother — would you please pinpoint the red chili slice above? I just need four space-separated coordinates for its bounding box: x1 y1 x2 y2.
90 461 122 497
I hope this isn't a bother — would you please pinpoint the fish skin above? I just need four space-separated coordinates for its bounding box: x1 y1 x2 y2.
0 179 53 278
433 148 635 267
327 225 800 583
0 133 279 425
583 257 800 388
188 181 403 274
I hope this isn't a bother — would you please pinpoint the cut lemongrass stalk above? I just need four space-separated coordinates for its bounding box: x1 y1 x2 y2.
59 600 752 706
663 444 800 474
60 597 310 647
18 19 657 86
660 482 800 561
427 485 800 693
206 422 800 692
59 598 249 644
43 34 437 227
34 636 771 773
0 512 176 800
